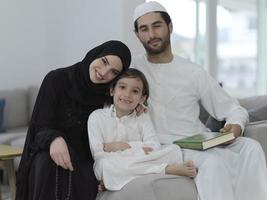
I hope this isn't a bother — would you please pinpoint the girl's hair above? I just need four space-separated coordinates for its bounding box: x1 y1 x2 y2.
106 68 150 106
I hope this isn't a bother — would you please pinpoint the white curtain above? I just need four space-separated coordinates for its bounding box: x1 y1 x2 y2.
257 0 267 95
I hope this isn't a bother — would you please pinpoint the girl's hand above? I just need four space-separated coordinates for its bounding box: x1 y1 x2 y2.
50 137 74 171
103 142 131 152
142 147 153 154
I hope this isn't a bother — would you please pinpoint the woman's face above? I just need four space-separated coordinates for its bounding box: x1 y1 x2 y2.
89 55 123 84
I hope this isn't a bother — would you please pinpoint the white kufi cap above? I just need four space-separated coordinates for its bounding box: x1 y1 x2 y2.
133 1 167 22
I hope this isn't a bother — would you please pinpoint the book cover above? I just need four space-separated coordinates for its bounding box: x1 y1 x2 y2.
173 132 235 150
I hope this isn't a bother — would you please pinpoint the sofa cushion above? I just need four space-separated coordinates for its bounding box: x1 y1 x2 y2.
248 105 267 122
27 86 39 120
97 174 197 200
203 95 267 131
0 89 28 129
244 120 267 162
239 95 267 110
205 104 267 131
0 127 27 144
0 98 6 133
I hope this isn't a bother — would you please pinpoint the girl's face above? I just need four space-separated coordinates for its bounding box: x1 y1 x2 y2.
110 77 146 117
89 55 123 84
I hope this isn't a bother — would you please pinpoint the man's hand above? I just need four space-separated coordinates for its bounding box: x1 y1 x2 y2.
50 137 74 171
220 124 242 145
103 142 131 152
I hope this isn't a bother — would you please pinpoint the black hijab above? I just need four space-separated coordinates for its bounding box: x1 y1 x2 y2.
68 40 131 105
16 40 131 200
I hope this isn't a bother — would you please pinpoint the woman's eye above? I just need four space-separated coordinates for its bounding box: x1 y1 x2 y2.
112 70 120 76
101 58 107 65
133 90 139 94
119 85 125 89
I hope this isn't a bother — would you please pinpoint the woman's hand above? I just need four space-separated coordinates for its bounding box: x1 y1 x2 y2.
98 180 106 192
103 142 131 152
50 137 74 171
135 103 148 116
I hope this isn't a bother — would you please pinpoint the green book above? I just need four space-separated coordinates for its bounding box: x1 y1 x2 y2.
173 132 235 150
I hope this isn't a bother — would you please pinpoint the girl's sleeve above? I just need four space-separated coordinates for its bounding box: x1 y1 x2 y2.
128 113 161 151
88 111 126 159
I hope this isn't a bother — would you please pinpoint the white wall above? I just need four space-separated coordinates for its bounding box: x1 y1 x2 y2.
0 0 144 90
122 0 145 57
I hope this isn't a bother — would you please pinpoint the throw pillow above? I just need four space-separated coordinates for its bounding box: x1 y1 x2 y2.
0 98 6 133
248 105 267 122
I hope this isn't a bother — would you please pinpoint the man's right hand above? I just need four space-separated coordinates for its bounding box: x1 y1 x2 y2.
50 137 74 171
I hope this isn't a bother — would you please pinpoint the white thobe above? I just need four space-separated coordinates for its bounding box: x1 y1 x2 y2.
133 54 267 200
87 106 183 191
134 54 248 142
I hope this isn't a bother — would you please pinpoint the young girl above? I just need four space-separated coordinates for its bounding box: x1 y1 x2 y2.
87 68 197 191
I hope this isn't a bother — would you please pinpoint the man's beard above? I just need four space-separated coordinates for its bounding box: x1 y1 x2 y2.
142 35 171 55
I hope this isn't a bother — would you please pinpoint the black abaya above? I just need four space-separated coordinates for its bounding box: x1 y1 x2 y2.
15 40 131 200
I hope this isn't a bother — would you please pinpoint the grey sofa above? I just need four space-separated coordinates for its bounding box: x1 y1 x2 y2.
0 87 266 200
97 95 267 200
0 86 39 168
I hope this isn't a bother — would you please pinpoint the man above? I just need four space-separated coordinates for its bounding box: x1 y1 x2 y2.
132 1 267 200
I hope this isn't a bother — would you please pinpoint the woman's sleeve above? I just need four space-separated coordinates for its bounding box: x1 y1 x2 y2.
30 71 65 151
34 129 65 151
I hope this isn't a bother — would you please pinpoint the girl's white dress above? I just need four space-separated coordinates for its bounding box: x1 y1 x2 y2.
88 106 182 191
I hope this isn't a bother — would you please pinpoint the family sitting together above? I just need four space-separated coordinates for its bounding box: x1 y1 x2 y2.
16 1 267 200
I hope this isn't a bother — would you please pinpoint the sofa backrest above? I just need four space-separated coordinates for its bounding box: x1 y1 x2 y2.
0 86 39 130
0 89 28 129
239 95 267 110
27 86 39 121
200 95 267 124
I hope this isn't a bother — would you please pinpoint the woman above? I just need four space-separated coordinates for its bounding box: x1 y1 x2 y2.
16 40 131 200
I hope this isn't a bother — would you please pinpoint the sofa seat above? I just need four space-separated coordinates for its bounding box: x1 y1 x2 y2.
97 174 197 200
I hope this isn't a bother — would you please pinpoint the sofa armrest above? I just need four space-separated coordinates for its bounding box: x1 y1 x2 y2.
244 120 267 159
